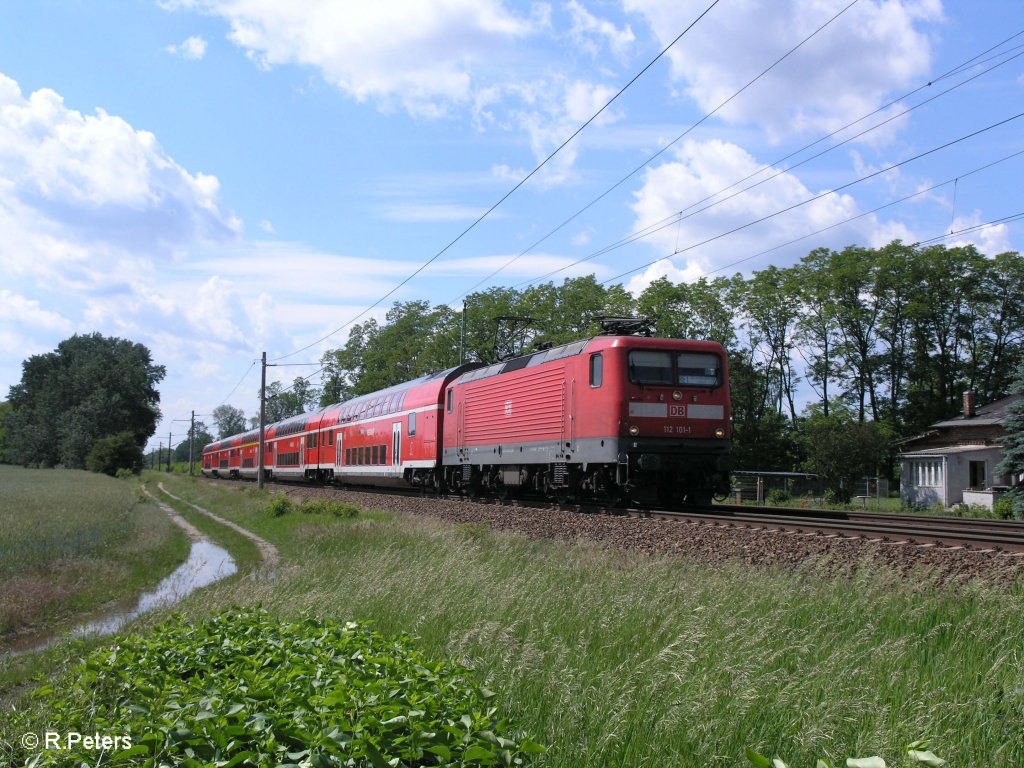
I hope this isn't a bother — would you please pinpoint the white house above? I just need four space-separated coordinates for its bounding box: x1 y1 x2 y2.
898 391 1022 510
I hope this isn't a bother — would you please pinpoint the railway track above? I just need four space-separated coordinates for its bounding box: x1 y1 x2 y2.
214 476 1024 555
629 504 1024 554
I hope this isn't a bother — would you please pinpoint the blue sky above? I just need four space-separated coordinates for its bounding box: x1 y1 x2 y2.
1 0 1021 453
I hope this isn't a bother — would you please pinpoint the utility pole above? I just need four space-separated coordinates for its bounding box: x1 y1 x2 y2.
460 299 467 364
258 351 267 490
167 429 172 472
157 442 162 470
189 410 196 476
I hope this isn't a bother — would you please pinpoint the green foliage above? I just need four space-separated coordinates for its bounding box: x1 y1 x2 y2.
5 333 164 469
798 409 893 501
267 496 361 518
9 608 542 767
301 499 361 518
265 496 295 517
766 488 791 505
85 431 146 476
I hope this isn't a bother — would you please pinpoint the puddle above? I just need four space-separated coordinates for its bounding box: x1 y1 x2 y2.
2 539 236 658
72 540 236 638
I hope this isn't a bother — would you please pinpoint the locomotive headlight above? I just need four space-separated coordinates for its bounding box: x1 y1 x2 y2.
714 427 725 438
628 424 640 436
672 390 683 401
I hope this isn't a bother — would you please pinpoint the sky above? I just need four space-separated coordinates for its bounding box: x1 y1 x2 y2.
0 0 1021 454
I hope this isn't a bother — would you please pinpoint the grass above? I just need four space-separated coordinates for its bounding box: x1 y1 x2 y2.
4 473 1023 766
0 465 190 648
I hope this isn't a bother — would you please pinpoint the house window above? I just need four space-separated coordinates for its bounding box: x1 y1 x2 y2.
911 459 943 487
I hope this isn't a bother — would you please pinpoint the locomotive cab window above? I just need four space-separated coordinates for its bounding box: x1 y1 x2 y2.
677 352 721 387
589 353 603 388
446 389 453 412
408 411 417 437
628 350 673 385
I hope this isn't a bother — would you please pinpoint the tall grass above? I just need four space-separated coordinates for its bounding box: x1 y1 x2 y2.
129 476 1024 767
0 466 189 644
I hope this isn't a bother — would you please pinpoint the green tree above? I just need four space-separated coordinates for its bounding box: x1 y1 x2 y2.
798 408 893 502
85 431 146 475
0 401 11 463
995 359 1024 519
212 405 247 439
5 333 164 468
174 421 214 462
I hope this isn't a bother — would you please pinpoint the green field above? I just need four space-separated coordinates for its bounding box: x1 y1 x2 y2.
3 472 1023 766
0 465 190 647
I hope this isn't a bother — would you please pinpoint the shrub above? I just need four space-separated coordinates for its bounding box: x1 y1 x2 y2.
766 488 791 505
9 608 543 767
265 496 295 517
300 499 360 518
84 431 144 476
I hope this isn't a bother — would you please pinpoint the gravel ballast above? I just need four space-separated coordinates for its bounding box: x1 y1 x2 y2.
273 484 1024 587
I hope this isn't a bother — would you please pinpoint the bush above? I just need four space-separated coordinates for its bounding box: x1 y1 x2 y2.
84 431 144 476
8 608 543 767
301 499 360 518
265 496 295 517
766 488 791 505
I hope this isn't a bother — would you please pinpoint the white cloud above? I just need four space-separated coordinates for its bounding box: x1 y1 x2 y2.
167 0 540 117
623 0 943 140
167 35 208 60
947 211 1013 255
378 202 493 223
624 139 888 292
0 73 240 258
566 0 635 61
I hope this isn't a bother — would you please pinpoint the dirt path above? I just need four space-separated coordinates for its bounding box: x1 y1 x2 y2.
157 483 280 567
141 485 205 541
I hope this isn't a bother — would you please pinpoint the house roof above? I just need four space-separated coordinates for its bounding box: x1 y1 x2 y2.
930 393 1023 428
901 445 1001 458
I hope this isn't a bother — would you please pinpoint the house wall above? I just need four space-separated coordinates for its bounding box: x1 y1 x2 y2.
900 447 1006 509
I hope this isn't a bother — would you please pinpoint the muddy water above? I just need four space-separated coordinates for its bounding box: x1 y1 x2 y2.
72 539 235 638
1 539 235 659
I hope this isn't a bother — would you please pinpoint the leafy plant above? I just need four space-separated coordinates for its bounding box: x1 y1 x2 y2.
12 608 543 767
746 739 947 767
265 496 295 517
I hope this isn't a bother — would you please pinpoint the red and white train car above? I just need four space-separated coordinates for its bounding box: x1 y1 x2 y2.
441 335 731 505
203 365 477 486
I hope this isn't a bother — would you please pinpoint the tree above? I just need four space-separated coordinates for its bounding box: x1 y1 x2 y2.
798 408 893 502
5 333 165 468
86 431 145 475
0 401 11 463
212 405 247 439
174 421 214 462
995 359 1024 519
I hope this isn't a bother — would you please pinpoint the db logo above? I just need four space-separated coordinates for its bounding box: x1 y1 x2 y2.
669 405 686 417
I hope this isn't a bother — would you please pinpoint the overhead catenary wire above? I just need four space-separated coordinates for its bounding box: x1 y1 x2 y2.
268 0 723 364
507 38 1024 291
451 0 865 302
596 111 1024 285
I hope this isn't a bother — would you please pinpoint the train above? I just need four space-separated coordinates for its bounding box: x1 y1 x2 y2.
202 330 732 506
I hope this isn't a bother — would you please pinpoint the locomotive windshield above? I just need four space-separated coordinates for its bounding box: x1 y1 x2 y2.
677 352 721 387
628 350 673 385
628 349 721 387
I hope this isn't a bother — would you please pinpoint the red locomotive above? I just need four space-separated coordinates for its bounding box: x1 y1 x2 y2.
203 328 731 506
